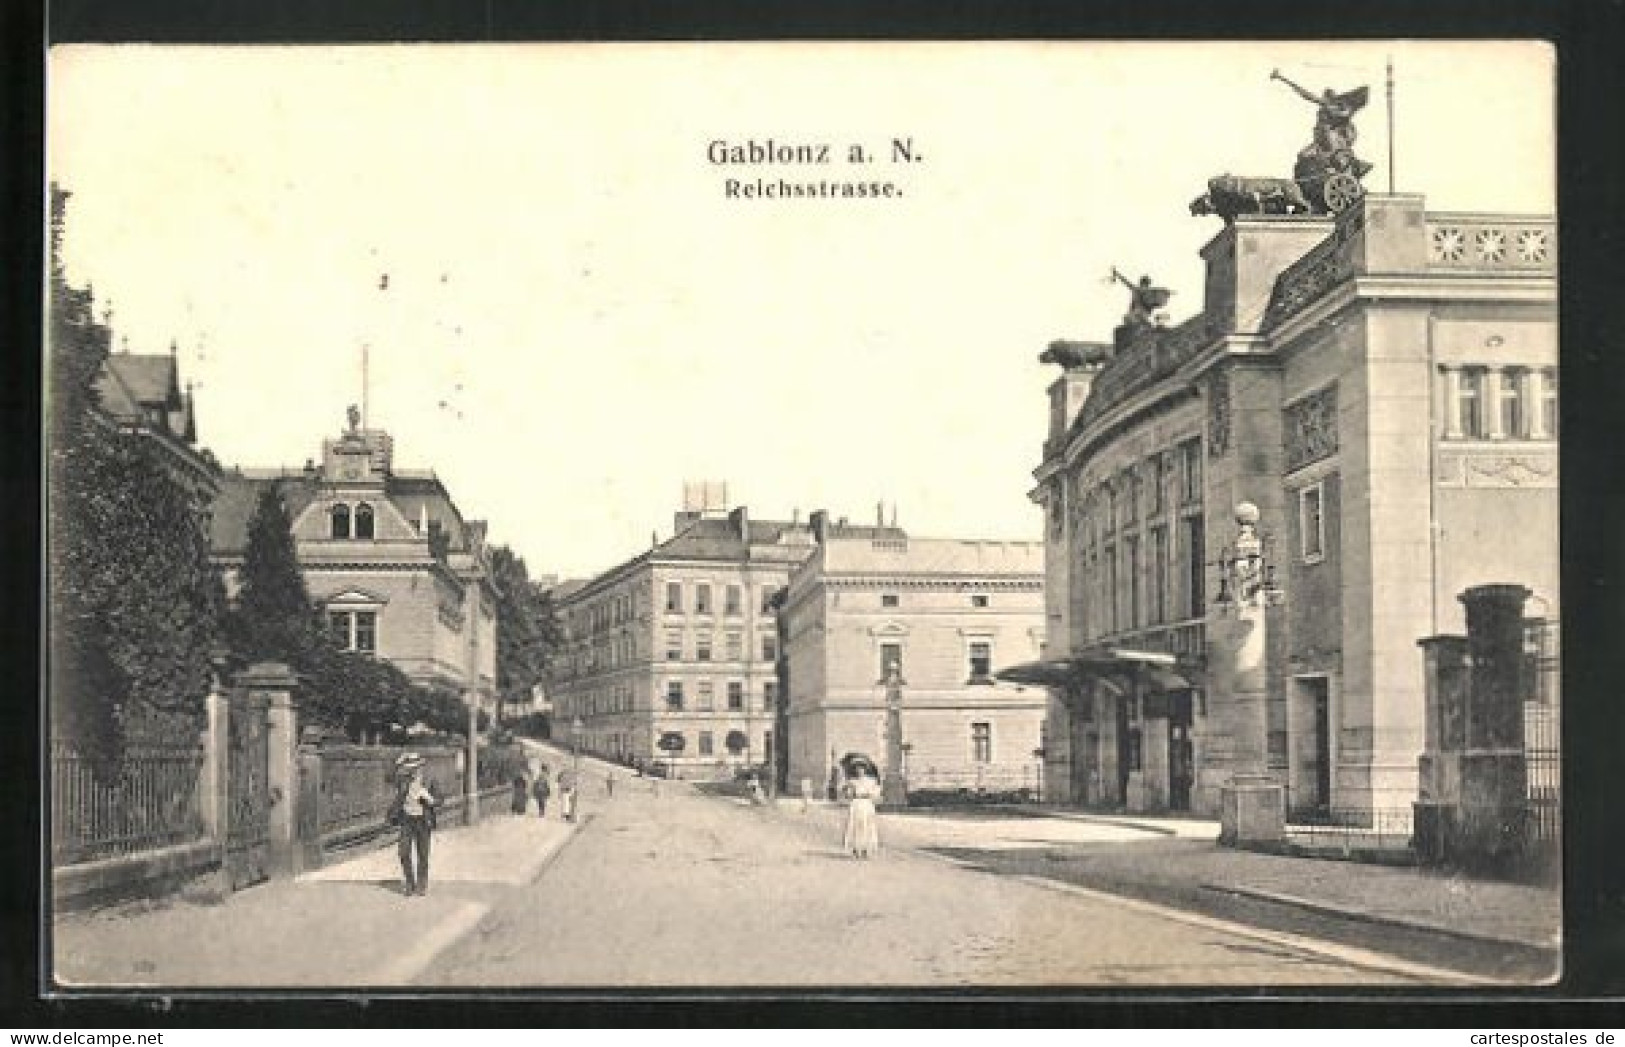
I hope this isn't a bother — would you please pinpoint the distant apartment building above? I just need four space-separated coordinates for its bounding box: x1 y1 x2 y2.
782 533 1048 797
209 415 498 703
549 486 905 776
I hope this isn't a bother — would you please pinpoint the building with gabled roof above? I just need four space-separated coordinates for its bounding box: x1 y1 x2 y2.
209 414 497 703
93 346 218 507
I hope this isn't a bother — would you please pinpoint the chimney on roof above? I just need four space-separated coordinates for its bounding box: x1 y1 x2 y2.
809 510 829 544
729 505 749 538
890 503 898 528
876 501 884 528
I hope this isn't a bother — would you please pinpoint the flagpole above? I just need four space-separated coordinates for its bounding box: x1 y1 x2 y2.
1386 56 1396 194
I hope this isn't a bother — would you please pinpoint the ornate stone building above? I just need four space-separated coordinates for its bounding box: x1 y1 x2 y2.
209 417 498 704
782 534 1047 797
1010 194 1556 823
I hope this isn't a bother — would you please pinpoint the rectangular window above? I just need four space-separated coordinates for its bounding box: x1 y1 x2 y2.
666 681 684 711
725 584 742 615
761 586 776 614
1540 368 1558 438
1126 535 1141 630
698 731 714 756
1151 525 1169 625
879 642 903 680
1499 369 1527 440
727 681 744 711
696 635 712 662
665 631 682 661
968 641 993 682
1185 515 1205 618
1105 484 1118 534
666 582 683 613
1181 440 1203 504
970 594 989 608
1457 368 1486 438
1104 543 1118 634
696 679 714 711
763 680 778 708
695 584 712 614
971 723 992 763
1127 467 1142 521
1150 454 1166 514
761 635 777 662
328 609 377 653
881 593 900 608
1299 483 1325 563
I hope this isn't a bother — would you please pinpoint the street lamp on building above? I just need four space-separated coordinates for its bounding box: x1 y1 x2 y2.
1210 502 1285 613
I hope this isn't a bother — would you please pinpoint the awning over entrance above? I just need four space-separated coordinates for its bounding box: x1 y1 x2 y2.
996 646 1196 692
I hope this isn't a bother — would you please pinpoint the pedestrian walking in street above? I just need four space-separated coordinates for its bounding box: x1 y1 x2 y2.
842 767 881 860
800 777 814 813
532 772 552 818
559 767 579 822
510 771 530 816
605 771 616 799
390 752 440 896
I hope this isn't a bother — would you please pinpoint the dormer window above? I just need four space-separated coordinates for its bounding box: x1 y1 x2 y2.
354 502 375 539
331 504 351 539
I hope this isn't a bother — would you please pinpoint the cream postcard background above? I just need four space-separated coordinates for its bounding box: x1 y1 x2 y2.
46 41 1553 578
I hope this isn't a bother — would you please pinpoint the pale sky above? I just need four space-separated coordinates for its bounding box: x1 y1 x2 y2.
47 41 1555 579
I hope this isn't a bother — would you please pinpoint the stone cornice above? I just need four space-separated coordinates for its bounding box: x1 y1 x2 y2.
823 575 1042 592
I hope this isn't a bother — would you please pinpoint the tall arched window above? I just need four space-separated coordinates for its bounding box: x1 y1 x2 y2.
354 502 375 539
330 503 351 539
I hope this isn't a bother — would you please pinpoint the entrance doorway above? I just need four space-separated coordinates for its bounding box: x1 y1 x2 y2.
1168 689 1194 812
1115 696 1134 807
1295 676 1332 815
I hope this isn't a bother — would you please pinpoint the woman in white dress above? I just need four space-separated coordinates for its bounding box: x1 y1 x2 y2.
842 771 882 859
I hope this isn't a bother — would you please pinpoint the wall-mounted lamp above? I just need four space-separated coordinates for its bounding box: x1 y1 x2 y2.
1210 502 1285 613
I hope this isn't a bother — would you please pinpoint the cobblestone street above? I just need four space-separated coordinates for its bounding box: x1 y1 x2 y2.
418 776 1432 988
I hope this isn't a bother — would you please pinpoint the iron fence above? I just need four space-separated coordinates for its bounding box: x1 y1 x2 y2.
1285 806 1415 851
51 740 207 866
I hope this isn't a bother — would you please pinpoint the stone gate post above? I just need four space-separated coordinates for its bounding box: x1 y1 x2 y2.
239 662 301 879
1458 583 1531 873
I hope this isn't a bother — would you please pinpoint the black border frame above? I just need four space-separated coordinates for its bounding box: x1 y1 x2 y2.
11 0 1625 1028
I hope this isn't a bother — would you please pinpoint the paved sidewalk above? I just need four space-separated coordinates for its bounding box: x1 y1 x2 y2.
53 812 577 989
776 800 1560 953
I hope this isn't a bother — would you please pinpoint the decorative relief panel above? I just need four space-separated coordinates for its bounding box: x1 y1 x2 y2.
1426 219 1554 270
1283 383 1339 474
1206 369 1231 459
1437 451 1557 488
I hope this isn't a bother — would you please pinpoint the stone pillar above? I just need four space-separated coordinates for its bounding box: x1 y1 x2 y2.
296 746 324 873
239 662 301 879
1219 774 1284 848
1413 635 1468 862
199 689 230 846
1458 584 1531 872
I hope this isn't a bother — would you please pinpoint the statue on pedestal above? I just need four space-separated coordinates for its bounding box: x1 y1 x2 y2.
1192 69 1374 222
1112 267 1172 328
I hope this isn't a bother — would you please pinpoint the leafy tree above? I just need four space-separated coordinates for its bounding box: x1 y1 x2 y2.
227 485 318 666
47 186 219 770
488 544 562 723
